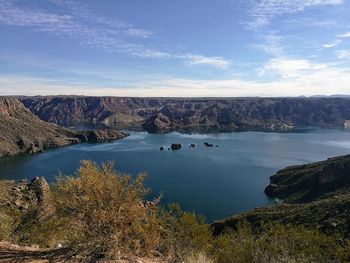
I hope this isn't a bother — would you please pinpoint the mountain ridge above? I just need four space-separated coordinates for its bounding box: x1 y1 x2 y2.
20 96 350 133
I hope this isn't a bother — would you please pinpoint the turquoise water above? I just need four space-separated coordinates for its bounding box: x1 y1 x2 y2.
1 128 350 221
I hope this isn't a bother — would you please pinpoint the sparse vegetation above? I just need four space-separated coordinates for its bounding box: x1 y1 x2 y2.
52 160 162 258
0 181 22 242
0 161 349 262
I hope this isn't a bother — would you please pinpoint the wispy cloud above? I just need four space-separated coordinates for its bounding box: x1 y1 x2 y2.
253 34 285 56
0 0 230 69
323 39 342 48
282 18 338 28
125 28 153 38
244 0 344 29
180 54 232 69
337 32 350 38
335 50 350 59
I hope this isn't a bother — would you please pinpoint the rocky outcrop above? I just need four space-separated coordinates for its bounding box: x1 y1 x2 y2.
0 97 77 158
20 96 350 133
142 113 171 133
27 177 51 204
75 129 128 143
212 155 350 239
4 177 52 213
212 191 350 238
264 155 350 203
0 97 127 159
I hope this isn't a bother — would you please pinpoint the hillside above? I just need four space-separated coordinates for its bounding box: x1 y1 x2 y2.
212 155 350 239
1 161 349 262
0 97 127 159
20 96 350 133
265 154 350 203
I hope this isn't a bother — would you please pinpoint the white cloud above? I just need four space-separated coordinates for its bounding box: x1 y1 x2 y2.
2 57 350 97
323 39 342 48
337 32 350 38
335 50 350 59
180 54 232 69
253 34 285 56
246 0 344 29
258 58 328 79
125 28 153 38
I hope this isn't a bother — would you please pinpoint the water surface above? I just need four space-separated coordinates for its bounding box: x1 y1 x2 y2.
1 128 350 221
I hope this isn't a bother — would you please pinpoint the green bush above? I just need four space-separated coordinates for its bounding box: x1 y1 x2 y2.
158 203 214 261
52 160 162 259
211 222 350 263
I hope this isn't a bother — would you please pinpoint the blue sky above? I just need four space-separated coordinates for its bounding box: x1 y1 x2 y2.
1 0 350 96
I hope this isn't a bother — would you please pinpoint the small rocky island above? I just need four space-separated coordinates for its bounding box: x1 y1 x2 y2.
171 144 182 150
159 142 218 151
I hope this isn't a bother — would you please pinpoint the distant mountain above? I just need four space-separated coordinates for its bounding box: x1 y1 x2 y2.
212 155 350 239
0 97 127 159
20 96 350 133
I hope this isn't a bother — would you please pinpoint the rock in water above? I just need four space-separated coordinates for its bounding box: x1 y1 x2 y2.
204 142 214 147
171 144 182 150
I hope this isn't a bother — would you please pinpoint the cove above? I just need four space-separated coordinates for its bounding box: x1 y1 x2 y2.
1 128 350 221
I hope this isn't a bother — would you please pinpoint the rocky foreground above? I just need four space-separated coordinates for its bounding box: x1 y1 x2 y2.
20 96 350 133
212 155 350 239
0 97 128 159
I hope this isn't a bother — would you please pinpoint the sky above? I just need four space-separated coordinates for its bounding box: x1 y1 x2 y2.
1 0 350 97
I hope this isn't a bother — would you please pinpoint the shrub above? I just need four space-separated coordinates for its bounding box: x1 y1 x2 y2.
212 222 350 263
158 203 214 261
52 160 162 259
0 181 21 242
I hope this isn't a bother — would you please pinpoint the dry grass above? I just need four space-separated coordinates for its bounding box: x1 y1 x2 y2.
184 252 214 263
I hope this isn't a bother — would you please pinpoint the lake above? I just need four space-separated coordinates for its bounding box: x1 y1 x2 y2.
1 128 350 221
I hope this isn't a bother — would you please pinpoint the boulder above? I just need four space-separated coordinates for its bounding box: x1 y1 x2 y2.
171 144 182 150
28 177 51 203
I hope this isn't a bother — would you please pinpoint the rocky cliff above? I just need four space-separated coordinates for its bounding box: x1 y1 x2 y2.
212 155 350 238
20 96 350 133
265 155 350 203
0 97 127 159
